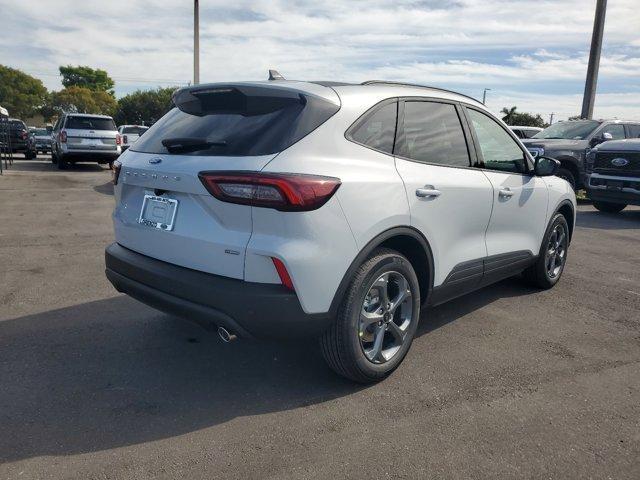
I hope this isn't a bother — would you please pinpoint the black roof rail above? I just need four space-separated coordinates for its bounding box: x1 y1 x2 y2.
361 80 481 104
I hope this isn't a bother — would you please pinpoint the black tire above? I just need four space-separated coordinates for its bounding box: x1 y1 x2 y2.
320 248 421 383
57 154 67 170
523 213 569 289
556 167 576 191
593 201 626 213
51 150 58 164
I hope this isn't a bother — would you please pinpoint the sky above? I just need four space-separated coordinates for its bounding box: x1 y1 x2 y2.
1 0 639 121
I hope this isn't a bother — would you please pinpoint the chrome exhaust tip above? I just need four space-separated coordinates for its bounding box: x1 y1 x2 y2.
218 326 237 343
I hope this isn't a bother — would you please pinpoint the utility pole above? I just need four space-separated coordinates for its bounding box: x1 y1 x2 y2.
549 113 555 125
581 0 607 119
194 0 200 85
482 88 491 105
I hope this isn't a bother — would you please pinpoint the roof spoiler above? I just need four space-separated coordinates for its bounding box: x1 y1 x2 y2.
172 84 304 117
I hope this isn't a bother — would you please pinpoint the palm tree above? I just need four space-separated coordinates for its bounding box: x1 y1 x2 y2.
501 106 518 124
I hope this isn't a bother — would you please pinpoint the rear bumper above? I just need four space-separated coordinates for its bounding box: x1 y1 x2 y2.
105 243 332 339
61 151 120 162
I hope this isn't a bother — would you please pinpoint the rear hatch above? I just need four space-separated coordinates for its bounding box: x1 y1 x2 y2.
114 81 340 280
65 116 118 151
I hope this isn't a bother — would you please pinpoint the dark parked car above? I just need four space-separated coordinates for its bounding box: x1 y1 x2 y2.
585 138 640 213
522 119 640 190
29 127 52 154
3 119 36 159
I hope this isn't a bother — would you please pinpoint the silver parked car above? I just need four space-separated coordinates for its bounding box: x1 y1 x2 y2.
51 113 121 169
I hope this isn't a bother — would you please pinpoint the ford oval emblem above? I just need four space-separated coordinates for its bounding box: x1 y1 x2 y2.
149 157 162 165
611 157 629 167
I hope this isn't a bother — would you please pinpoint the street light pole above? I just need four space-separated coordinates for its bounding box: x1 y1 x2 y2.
194 0 200 85
482 88 491 105
581 0 607 119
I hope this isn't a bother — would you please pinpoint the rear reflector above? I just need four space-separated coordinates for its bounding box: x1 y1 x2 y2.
272 257 294 290
198 172 341 211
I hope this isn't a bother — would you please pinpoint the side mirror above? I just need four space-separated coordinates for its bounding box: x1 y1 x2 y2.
590 131 613 147
534 156 560 176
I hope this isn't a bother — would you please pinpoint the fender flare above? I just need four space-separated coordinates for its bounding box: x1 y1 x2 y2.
328 226 435 316
552 199 576 242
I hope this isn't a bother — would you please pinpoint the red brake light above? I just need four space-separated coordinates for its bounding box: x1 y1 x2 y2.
198 172 341 212
59 130 67 143
116 133 122 145
272 257 294 290
112 160 122 185
21 129 27 140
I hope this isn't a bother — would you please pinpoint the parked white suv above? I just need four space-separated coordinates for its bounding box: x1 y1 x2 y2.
52 113 121 169
105 78 576 382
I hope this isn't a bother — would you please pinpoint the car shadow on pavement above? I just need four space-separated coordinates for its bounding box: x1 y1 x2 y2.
0 278 536 462
576 208 640 230
5 159 108 173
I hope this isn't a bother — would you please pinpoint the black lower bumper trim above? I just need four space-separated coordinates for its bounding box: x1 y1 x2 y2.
105 243 332 339
587 189 640 206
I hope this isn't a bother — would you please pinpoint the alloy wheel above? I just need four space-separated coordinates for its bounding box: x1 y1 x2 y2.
359 271 413 364
546 224 567 279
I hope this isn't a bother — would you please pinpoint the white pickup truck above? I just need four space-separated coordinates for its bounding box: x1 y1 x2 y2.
117 125 149 151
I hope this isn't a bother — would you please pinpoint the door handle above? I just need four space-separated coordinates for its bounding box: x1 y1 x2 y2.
416 187 442 198
499 187 514 198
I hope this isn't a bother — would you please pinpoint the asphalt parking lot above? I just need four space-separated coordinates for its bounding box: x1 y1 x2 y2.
1 157 639 479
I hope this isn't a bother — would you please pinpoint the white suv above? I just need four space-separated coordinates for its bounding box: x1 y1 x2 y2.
105 79 576 383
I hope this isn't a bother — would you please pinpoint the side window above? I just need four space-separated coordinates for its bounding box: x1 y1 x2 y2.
397 101 470 167
600 123 625 140
348 101 397 154
628 124 640 138
467 109 528 174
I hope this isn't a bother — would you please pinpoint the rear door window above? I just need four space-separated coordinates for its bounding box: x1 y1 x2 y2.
396 101 470 167
65 117 116 131
625 124 640 138
347 100 398 154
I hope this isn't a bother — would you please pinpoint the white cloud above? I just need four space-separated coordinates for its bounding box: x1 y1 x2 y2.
0 0 639 117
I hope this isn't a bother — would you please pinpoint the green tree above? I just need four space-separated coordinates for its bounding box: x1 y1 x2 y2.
41 86 117 119
113 87 177 126
0 65 49 118
59 65 115 95
500 106 547 128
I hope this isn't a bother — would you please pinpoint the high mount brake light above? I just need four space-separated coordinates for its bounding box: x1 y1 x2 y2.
198 172 341 212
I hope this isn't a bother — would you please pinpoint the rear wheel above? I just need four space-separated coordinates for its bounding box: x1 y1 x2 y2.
57 154 67 170
523 213 569 289
593 201 626 213
320 248 421 383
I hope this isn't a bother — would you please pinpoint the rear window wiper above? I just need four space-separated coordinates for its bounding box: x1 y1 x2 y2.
161 137 227 153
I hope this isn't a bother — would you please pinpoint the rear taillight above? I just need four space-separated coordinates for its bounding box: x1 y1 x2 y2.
198 172 341 212
116 133 122 146
112 160 122 185
20 129 27 140
122 134 128 145
59 130 67 143
272 257 294 290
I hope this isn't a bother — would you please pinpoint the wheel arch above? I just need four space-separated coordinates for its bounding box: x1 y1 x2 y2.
555 155 581 188
554 199 575 242
329 226 434 316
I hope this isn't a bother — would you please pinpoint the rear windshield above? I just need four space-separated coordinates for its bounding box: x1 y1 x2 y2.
65 116 116 131
8 120 26 131
122 126 148 135
33 128 48 136
533 120 600 140
132 91 340 156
